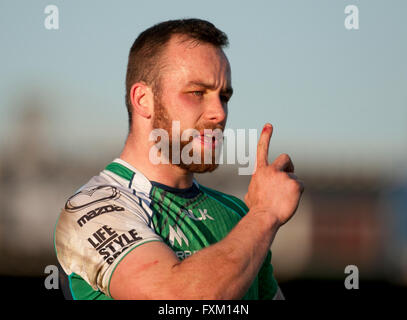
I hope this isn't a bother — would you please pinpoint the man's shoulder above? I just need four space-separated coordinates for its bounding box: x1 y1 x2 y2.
64 164 152 211
198 184 249 217
54 169 162 295
60 172 153 228
64 184 124 216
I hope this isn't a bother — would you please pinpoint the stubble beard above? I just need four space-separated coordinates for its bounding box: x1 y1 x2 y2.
152 93 222 173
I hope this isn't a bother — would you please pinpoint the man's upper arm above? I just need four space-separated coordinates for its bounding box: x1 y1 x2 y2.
108 240 182 299
55 185 164 297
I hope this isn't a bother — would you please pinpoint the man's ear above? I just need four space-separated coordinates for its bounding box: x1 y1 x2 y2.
129 82 154 119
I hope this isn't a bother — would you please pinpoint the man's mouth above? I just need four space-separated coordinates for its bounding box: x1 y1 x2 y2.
200 133 217 148
193 130 221 150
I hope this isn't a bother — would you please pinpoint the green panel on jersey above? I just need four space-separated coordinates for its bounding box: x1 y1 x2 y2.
198 184 249 218
70 273 112 300
149 183 260 300
105 162 134 181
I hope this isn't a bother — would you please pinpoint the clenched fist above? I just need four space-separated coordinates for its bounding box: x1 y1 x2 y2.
244 124 304 228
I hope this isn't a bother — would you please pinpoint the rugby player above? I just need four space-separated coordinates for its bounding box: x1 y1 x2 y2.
54 18 304 300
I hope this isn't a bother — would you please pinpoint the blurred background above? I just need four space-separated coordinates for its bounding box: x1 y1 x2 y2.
0 0 406 300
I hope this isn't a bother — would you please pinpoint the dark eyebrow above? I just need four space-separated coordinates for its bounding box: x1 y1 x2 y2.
186 81 233 96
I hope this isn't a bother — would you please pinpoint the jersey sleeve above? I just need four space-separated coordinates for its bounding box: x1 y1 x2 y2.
54 185 162 297
258 250 279 299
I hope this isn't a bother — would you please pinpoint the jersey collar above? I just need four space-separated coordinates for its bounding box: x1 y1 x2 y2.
104 158 200 195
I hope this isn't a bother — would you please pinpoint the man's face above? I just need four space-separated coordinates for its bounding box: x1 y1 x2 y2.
152 35 232 173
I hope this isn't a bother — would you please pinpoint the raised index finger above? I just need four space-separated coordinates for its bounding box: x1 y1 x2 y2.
256 123 273 168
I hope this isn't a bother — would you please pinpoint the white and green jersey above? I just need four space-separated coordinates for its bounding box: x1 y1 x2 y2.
54 158 278 300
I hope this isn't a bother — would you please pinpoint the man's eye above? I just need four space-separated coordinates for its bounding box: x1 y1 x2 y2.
191 91 204 97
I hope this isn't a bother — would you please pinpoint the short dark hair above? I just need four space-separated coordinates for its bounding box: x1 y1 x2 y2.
125 18 229 130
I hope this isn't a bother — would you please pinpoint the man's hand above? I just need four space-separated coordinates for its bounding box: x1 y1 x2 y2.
244 123 304 227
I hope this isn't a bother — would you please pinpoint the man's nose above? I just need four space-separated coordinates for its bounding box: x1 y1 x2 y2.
205 96 227 125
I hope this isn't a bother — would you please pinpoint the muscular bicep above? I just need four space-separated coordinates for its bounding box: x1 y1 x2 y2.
109 241 182 299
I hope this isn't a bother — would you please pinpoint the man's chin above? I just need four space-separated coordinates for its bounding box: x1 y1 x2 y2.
176 162 220 174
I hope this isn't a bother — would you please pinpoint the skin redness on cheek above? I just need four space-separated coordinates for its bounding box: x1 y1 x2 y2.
179 92 200 107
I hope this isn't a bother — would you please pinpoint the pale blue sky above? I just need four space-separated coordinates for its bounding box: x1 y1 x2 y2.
1 0 406 174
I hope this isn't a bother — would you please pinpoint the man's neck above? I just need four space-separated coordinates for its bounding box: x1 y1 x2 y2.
120 137 194 189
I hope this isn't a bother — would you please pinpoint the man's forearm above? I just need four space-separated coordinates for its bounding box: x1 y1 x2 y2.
168 209 280 299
